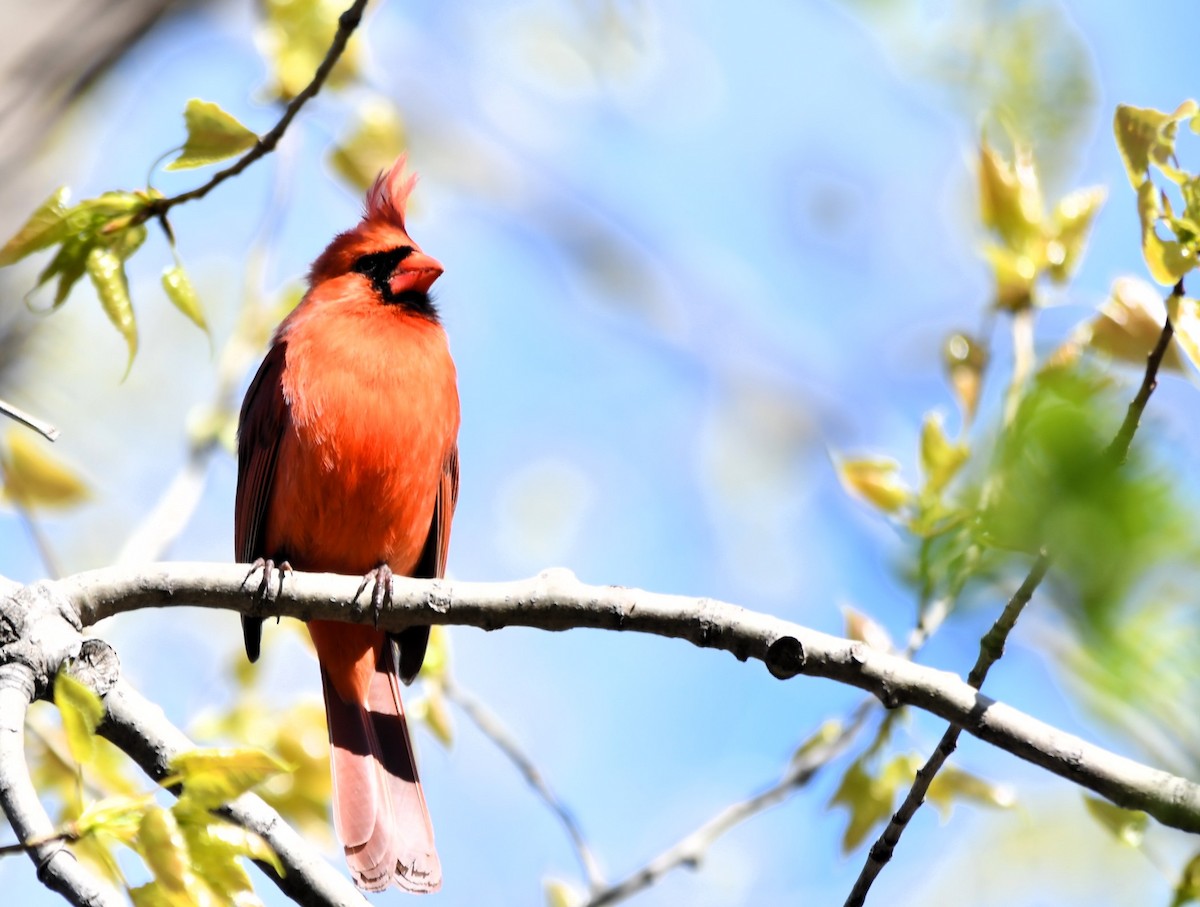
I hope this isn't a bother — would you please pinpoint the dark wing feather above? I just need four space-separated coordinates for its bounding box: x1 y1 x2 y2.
395 445 459 684
234 341 290 662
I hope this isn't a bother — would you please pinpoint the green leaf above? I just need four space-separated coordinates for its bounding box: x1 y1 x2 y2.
2 429 89 509
328 101 407 192
85 247 138 376
1137 182 1197 285
162 264 208 331
0 187 70 266
836 457 911 514
166 99 258 171
169 747 290 810
1083 795 1147 847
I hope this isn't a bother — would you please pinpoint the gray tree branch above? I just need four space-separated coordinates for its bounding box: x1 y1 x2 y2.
44 561 1200 836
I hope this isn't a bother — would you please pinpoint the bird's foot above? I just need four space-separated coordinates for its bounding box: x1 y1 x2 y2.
242 557 292 604
355 564 393 627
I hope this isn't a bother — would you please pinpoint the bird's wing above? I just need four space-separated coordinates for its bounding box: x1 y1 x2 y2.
234 341 290 661
395 444 459 684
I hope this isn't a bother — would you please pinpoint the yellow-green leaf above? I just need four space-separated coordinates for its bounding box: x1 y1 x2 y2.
260 0 360 102
1114 101 1199 188
85 246 138 375
828 756 912 853
72 793 154 844
420 625 451 681
328 101 407 192
35 235 95 308
841 605 892 652
0 187 70 266
138 806 191 894
2 429 89 509
162 264 208 331
978 139 1043 249
128 882 179 907
1083 795 1147 847
919 412 968 494
1169 294 1200 374
1171 851 1200 907
54 672 104 766
982 244 1037 311
1082 277 1184 371
836 457 911 514
925 764 1014 819
789 720 843 771
169 747 290 810
1047 185 1106 282
545 878 583 907
183 816 283 878
417 687 454 748
166 99 258 171
943 332 986 423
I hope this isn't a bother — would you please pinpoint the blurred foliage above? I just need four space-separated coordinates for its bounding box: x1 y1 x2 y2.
977 136 1105 311
257 0 361 102
839 0 1096 183
327 100 407 192
0 428 89 509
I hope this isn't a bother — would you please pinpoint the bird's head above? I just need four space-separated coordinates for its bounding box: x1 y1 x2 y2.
309 155 444 317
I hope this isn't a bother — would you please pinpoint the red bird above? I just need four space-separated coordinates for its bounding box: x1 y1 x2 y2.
234 156 458 893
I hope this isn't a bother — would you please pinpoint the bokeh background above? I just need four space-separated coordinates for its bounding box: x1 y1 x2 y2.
1 0 1198 904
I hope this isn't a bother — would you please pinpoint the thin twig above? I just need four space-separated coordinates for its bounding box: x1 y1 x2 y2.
584 700 875 907
843 551 1050 907
133 0 368 226
845 291 1182 906
0 397 59 441
0 830 76 858
1107 279 1183 466
441 677 606 891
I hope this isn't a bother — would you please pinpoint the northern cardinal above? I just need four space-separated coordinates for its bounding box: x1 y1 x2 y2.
234 156 458 893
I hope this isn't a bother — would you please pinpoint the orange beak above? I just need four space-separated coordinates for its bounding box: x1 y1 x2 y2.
389 250 444 296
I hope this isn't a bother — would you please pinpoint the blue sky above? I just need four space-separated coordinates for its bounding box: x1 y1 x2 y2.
1 0 1198 904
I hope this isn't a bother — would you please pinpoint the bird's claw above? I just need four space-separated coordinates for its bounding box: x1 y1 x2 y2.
355 564 393 627
243 557 292 604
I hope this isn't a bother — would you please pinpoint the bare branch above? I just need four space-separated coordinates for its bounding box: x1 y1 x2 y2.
47 561 1200 836
0 662 121 907
441 677 606 891
98 678 368 907
135 0 368 225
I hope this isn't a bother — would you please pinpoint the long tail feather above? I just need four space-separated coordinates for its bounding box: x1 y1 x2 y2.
320 643 441 893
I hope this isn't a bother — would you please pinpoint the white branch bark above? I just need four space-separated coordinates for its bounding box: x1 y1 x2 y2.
52 561 1200 837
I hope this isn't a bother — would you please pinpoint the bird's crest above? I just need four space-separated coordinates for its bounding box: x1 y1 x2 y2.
365 155 418 229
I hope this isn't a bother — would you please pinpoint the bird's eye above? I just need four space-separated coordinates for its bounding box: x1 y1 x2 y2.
351 247 413 285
